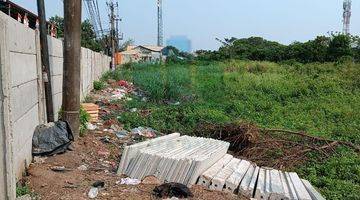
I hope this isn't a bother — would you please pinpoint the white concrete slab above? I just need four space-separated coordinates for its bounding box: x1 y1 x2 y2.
187 141 229 185
255 168 270 200
289 172 312 200
210 158 241 191
284 172 298 200
198 154 233 187
280 171 293 200
225 159 251 193
301 179 325 200
9 52 37 87
239 165 259 198
117 133 180 175
269 169 287 200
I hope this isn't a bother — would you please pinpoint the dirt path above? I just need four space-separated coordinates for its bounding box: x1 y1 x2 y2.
26 82 243 200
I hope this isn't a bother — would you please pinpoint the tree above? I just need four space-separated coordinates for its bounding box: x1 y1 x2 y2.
49 15 64 38
118 39 135 51
327 34 352 61
49 16 104 52
81 20 102 52
195 35 360 63
286 36 330 63
351 35 360 62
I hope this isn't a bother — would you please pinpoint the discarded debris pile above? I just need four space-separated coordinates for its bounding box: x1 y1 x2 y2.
197 155 325 200
117 133 230 185
241 128 360 169
118 133 326 200
197 122 359 170
196 122 260 151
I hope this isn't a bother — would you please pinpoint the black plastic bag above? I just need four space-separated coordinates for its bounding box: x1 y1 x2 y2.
32 121 74 156
153 182 193 198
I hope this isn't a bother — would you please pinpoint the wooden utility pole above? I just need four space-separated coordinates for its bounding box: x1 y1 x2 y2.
108 1 116 70
37 0 54 122
62 0 82 137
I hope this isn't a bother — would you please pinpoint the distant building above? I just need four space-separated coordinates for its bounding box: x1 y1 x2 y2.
116 45 165 65
166 36 192 52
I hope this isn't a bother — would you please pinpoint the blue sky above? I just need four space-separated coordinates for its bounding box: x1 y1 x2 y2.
12 0 360 50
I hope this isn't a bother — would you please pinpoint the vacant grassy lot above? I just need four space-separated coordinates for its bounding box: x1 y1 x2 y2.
104 60 360 199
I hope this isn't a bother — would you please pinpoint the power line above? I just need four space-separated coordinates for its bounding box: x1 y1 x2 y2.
83 0 104 38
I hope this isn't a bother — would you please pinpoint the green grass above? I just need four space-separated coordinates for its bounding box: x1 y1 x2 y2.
93 80 106 91
109 60 360 199
16 184 30 197
79 106 90 136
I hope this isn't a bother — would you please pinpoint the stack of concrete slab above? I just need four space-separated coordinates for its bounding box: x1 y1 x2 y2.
118 134 230 185
117 133 325 200
117 133 181 175
197 157 325 200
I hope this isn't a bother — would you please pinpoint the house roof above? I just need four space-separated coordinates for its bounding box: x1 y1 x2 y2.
139 45 164 52
127 45 164 52
120 49 139 55
126 45 137 51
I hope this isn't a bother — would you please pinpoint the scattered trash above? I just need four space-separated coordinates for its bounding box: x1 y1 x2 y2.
141 97 148 102
92 180 105 188
118 80 130 88
88 187 99 199
107 79 116 85
64 181 79 189
98 149 110 157
111 88 127 100
131 127 157 138
130 108 138 112
142 176 161 185
33 156 47 164
64 184 79 189
118 178 141 185
32 121 74 156
126 97 133 101
153 182 193 198
103 119 117 128
50 166 71 172
67 144 75 151
86 122 97 131
115 130 129 139
110 124 123 132
167 101 181 106
77 164 88 171
163 197 180 200
100 136 111 144
16 194 31 200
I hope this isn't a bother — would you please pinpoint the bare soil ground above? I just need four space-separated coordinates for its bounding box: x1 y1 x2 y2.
25 83 243 200
26 130 241 200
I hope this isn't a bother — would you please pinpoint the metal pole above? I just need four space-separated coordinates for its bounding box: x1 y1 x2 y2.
37 0 54 122
110 1 115 70
63 0 82 138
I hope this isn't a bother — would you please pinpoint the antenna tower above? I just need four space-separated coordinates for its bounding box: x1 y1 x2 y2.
157 0 163 46
343 0 352 34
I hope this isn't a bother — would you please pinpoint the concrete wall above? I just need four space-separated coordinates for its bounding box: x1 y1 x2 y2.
0 12 110 199
0 11 16 200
